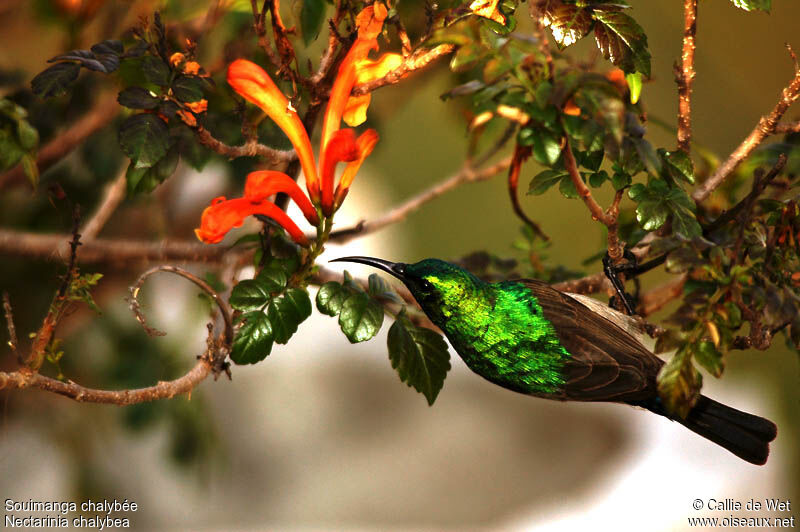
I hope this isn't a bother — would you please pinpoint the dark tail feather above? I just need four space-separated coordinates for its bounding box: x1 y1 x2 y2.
638 395 778 465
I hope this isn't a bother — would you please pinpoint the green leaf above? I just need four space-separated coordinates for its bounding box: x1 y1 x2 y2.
592 8 651 77
558 175 579 198
172 76 204 103
694 340 724 378
301 0 327 45
0 129 24 170
628 181 670 231
665 187 702 239
581 150 604 172
528 169 566 195
30 62 80 98
339 292 384 343
632 138 661 176
387 311 451 405
659 149 695 184
268 288 312 344
21 154 39 189
657 347 702 419
141 56 171 86
256 264 288 293
368 274 403 304
119 113 170 168
611 170 631 190
16 120 39 150
229 279 271 311
316 281 346 317
118 87 160 110
730 0 771 12
231 311 273 364
625 71 642 104
531 130 562 166
588 170 608 188
125 146 179 195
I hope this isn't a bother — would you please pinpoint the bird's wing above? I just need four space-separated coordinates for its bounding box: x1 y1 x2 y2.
518 279 664 402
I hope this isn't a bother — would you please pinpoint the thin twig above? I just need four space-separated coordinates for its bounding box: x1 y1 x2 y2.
774 120 800 134
507 145 549 241
26 213 82 371
562 137 611 225
0 359 213 405
639 274 687 317
528 1 554 81
0 93 119 190
194 125 295 164
350 44 454 96
705 153 788 232
605 189 625 263
676 0 698 153
129 265 234 344
328 156 512 243
0 229 236 264
692 50 800 202
81 167 127 241
551 272 612 295
3 292 20 363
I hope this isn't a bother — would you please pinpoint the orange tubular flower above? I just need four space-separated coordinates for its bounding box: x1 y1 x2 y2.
196 2 398 245
195 196 309 247
227 59 321 201
243 171 319 226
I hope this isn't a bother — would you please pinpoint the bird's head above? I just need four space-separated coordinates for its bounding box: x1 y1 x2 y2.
330 256 483 324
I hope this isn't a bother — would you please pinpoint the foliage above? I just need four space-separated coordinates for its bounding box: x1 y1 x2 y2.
2 0 799 472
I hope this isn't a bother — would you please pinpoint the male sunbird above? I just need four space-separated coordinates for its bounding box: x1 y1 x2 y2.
332 257 778 465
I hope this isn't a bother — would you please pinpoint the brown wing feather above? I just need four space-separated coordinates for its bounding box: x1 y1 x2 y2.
518 279 664 402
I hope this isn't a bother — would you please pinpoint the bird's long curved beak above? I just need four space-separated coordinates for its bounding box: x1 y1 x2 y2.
330 256 407 280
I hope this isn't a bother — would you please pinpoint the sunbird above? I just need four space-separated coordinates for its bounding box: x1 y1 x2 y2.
332 256 778 465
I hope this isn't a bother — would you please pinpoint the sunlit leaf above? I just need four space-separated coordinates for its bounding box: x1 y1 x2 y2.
339 292 384 343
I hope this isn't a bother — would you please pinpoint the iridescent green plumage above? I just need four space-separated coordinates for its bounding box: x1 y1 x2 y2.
406 261 569 395
332 256 778 465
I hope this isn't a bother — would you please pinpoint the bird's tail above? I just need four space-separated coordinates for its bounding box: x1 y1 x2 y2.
641 395 778 465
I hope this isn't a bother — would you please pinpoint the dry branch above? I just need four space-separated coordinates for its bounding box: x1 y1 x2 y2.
692 52 800 202
328 156 512 243
0 229 233 264
350 44 454 96
676 0 698 153
0 360 213 405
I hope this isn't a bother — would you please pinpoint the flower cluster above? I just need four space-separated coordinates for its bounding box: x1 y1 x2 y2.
195 3 401 247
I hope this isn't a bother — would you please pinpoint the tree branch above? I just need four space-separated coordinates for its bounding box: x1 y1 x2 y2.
551 272 612 295
0 93 119 190
639 274 687 317
350 44 454 96
0 229 234 264
676 0 698 153
0 263 234 405
774 120 800 134
81 167 127 241
328 156 512 243
3 292 20 363
130 265 234 344
692 49 800 202
0 359 213 405
507 145 548 241
194 125 295 165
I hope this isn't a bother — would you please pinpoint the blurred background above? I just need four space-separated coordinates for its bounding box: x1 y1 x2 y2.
0 1 798 530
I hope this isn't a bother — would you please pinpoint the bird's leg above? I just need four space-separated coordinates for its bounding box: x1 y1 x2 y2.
602 251 638 315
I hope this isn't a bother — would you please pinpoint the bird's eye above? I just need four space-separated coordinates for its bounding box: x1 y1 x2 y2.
419 279 434 292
